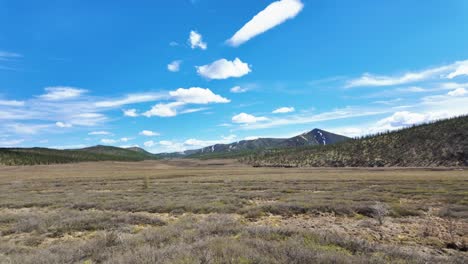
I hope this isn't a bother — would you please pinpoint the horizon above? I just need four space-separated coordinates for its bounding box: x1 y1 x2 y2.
1 0 468 153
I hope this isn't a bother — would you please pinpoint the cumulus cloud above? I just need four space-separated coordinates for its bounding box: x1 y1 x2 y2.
232 113 268 124
272 106 295 114
230 86 248 93
227 0 304 47
123 109 138 117
139 130 159 136
143 102 184 117
169 87 230 104
196 58 251 80
189 30 207 50
167 60 182 72
55 121 72 128
39 87 87 101
447 88 467 96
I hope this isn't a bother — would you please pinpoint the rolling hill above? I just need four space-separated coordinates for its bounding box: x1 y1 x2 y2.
240 116 468 167
0 145 158 166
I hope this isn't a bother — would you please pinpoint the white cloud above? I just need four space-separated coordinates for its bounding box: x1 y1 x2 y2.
101 138 117 144
123 109 138 117
143 102 184 117
39 87 87 101
88 131 111 135
139 130 159 136
239 107 389 130
167 60 182 72
184 134 237 147
169 87 230 104
346 60 468 88
232 113 268 124
142 88 229 117
55 121 72 128
272 106 295 114
0 139 24 147
375 111 430 130
159 140 174 146
69 113 107 126
447 88 467 97
0 100 25 107
447 61 468 79
100 137 132 145
227 0 304 47
230 86 248 93
6 123 52 135
95 93 164 108
196 58 251 80
189 30 207 50
144 140 156 147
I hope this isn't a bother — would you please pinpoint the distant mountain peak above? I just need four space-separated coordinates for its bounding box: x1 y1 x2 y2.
174 128 350 157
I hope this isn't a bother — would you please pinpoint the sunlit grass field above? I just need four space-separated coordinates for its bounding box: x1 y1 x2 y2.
0 160 466 263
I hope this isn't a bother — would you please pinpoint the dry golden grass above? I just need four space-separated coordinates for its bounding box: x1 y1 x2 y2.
0 160 467 263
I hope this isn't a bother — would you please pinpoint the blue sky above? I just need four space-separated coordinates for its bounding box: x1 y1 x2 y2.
1 0 468 153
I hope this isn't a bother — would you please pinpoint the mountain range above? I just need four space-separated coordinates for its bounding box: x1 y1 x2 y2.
181 129 349 156
2 116 467 167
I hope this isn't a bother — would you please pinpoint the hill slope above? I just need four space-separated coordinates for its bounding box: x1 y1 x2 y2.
0 145 158 166
184 129 349 158
240 116 468 167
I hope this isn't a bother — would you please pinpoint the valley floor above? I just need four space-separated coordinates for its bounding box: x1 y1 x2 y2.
0 160 467 263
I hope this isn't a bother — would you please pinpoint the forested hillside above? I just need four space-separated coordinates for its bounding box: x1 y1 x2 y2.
240 116 468 167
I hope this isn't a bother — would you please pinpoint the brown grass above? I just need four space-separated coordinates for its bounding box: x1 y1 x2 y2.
0 160 466 263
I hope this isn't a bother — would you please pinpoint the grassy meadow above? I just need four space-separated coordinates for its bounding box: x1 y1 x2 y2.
0 160 466 263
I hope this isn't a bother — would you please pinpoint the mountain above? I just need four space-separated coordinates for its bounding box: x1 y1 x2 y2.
126 146 153 155
240 116 468 167
182 129 349 158
0 145 158 166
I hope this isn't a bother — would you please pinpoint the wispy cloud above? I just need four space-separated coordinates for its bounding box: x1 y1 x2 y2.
0 51 22 59
95 93 165 107
88 131 111 135
230 86 249 93
227 0 304 47
238 107 390 130
0 100 25 107
0 138 24 147
346 60 468 88
196 58 251 80
39 87 87 101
